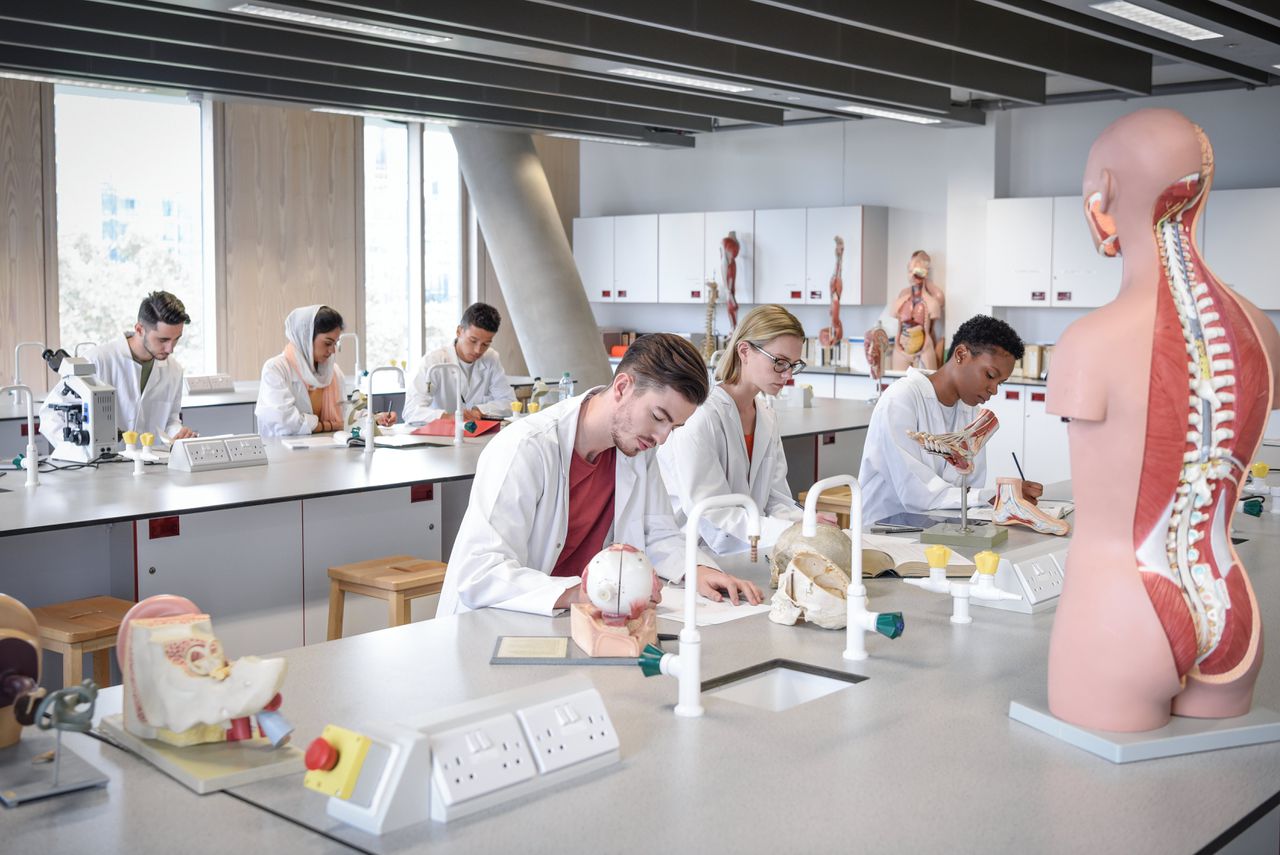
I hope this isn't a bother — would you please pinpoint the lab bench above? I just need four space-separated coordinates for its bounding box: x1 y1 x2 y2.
5 512 1278 853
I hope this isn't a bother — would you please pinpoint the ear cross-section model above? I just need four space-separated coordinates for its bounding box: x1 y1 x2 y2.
993 478 1071 536
908 408 999 476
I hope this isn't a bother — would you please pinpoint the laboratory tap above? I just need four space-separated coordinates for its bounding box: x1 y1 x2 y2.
426 362 466 446
363 366 404 456
904 544 975 625
969 551 1022 605
640 493 760 718
11 341 44 402
801 474 904 661
72 341 97 358
1 385 39 487
337 332 362 391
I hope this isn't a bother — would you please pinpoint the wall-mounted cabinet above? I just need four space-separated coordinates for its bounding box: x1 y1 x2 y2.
704 210 755 306
658 212 706 304
1050 196 1121 308
986 198 1054 308
573 216 615 302
612 215 658 303
754 208 808 306
756 205 888 308
1202 187 1280 310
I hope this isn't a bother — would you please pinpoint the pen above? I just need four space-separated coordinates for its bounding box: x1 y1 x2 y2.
1012 451 1026 481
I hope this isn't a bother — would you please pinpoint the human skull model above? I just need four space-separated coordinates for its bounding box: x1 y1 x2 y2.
583 544 660 627
769 521 853 588
770 549 851 630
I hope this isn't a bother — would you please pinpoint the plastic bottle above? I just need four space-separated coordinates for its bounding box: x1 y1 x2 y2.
558 371 574 403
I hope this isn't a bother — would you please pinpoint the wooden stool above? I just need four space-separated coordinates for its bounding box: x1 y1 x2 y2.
327 555 448 640
31 596 134 688
798 486 853 530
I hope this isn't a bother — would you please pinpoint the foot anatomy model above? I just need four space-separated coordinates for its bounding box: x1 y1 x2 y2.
1046 109 1280 732
992 478 1070 536
908 408 999 476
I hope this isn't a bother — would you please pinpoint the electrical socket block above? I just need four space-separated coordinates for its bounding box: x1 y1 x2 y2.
517 688 620 775
168 434 268 472
185 374 235 394
968 539 1067 614
429 713 536 817
321 724 433 836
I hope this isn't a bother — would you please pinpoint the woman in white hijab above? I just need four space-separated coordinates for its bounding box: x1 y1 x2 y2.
255 305 396 437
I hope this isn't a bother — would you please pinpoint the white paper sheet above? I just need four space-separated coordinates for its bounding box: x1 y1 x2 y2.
281 434 344 450
656 585 772 626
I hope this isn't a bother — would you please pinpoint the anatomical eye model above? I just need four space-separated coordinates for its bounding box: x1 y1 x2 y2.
570 544 660 657
907 408 999 476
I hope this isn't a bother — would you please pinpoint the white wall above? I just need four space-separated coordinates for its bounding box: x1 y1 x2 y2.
579 85 1280 347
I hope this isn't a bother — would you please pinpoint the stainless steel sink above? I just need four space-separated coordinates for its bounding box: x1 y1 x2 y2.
702 659 865 712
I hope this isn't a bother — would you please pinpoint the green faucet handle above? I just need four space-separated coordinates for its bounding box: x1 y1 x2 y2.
638 643 665 677
876 612 905 639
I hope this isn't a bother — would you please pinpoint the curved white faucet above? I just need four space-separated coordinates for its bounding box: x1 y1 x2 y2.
11 341 44 402
73 341 97 358
426 362 466 446
642 493 760 718
1 385 39 487
337 332 362 390
364 366 405 456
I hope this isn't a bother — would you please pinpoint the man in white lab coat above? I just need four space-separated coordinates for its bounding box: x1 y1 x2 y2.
402 302 516 424
859 314 1041 525
439 333 763 617
40 291 195 446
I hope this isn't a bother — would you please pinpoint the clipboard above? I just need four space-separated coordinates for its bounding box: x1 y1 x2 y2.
413 417 501 438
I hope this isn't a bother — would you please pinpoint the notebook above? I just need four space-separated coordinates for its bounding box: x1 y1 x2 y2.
412 417 501 438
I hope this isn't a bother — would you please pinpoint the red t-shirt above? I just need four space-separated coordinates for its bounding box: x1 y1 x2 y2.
744 433 755 463
550 446 617 578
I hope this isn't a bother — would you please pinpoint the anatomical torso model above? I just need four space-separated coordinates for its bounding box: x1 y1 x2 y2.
720 232 741 334
819 237 845 349
1047 109 1280 732
890 251 945 371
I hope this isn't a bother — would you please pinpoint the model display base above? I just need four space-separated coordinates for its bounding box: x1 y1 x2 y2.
920 523 1008 549
0 732 108 806
1009 699 1280 763
99 714 304 794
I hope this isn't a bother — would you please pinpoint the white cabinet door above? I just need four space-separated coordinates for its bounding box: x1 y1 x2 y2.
573 217 615 302
754 208 807 305
1202 188 1280 310
301 485 443 644
136 503 304 657
987 198 1053 307
817 430 866 481
1051 196 1121 308
806 206 862 306
657 212 706 304
704 210 755 306
980 385 1027 490
1023 388 1072 486
613 214 658 303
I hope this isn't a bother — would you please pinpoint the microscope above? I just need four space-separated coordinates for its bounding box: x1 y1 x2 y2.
43 349 120 463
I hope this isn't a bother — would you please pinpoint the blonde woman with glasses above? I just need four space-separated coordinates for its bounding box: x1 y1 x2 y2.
659 305 825 555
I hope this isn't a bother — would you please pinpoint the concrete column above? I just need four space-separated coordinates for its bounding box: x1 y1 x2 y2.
450 127 611 388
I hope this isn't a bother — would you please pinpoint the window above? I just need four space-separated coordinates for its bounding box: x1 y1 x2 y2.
422 126 462 354
54 88 210 373
362 118 410 372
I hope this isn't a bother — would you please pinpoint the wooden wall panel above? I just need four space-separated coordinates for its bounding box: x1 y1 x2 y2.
222 103 358 381
472 135 579 379
0 79 51 396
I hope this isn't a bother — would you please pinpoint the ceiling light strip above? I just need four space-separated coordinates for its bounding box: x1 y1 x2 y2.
547 132 650 147
838 104 941 125
313 106 452 125
0 70 155 93
607 67 752 94
231 4 452 45
1090 2 1222 41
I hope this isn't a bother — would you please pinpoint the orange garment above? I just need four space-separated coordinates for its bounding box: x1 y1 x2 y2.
284 341 343 428
744 433 755 463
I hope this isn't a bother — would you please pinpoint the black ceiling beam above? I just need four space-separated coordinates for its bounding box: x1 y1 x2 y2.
0 44 695 146
979 0 1274 84
1217 1 1280 28
1154 0 1280 47
517 0 1047 102
39 0 782 125
750 0 1152 94
191 0 978 112
0 14 716 132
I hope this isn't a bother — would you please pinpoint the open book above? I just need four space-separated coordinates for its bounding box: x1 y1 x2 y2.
860 533 976 578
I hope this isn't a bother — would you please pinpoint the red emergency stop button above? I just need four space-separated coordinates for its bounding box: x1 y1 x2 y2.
305 737 339 771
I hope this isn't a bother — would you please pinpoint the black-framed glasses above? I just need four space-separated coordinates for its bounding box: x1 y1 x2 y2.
749 342 806 376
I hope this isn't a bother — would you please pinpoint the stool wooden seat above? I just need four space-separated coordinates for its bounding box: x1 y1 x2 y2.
797 486 853 529
31 596 134 688
327 555 448 640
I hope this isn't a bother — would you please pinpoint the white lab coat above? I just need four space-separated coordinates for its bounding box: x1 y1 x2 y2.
658 385 801 554
39 334 185 443
402 346 515 423
858 367 991 526
255 354 347 438
438 388 719 617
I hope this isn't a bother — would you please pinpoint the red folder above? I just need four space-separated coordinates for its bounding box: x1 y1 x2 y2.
412 417 500 438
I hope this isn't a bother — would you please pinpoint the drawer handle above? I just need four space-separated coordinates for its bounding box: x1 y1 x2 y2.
790 290 802 299
601 290 611 298
1032 392 1046 402
1005 390 1020 400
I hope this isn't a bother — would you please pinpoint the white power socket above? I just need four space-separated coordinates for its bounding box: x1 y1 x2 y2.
968 539 1068 614
429 713 536 812
185 373 235 394
517 688 620 774
169 434 268 472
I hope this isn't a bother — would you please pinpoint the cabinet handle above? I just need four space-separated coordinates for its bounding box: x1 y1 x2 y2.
691 290 701 298
149 516 180 539
618 290 627 298
790 290 802 299
148 566 157 576
1031 291 1046 302
601 290 611 298
1005 390 1020 400
1056 291 1072 302
1032 392 1046 402
810 290 822 301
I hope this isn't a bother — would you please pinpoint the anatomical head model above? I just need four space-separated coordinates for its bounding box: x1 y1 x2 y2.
1046 109 1280 731
908 408 999 477
0 594 46 750
119 595 293 747
770 549 851 629
890 251 945 371
770 521 853 588
570 544 660 657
